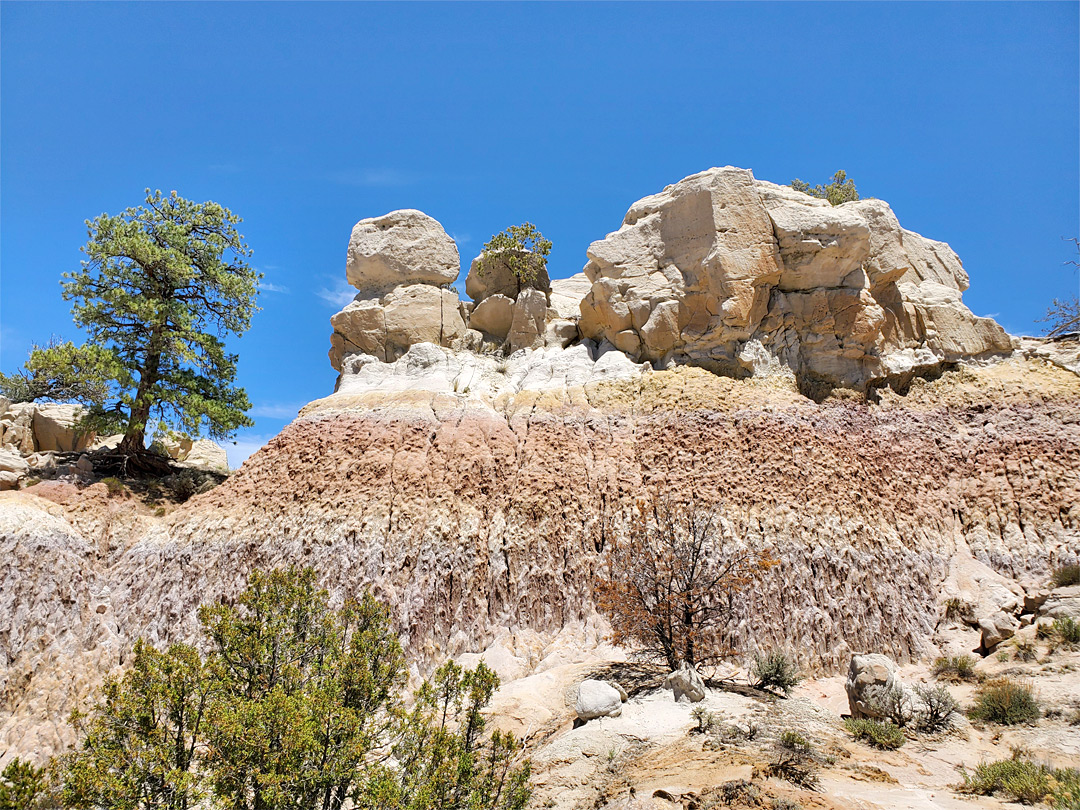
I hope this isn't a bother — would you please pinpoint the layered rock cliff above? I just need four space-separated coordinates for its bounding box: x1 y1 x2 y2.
2 167 1077 764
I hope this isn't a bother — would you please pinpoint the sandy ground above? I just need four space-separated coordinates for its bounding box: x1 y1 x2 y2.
487 642 1080 810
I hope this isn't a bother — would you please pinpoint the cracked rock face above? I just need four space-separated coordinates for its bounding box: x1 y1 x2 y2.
577 166 1014 392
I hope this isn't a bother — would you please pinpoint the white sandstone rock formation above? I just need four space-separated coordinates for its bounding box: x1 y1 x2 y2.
575 679 624 720
179 439 230 473
662 663 706 703
577 167 1014 393
979 611 1020 650
1 401 39 455
0 447 29 490
153 435 230 472
845 653 907 719
346 209 460 292
1040 585 1080 622
549 273 592 320
330 210 467 370
32 403 92 453
463 250 577 354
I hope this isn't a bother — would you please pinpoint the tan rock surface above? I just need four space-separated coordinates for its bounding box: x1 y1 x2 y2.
346 209 460 293
578 168 1014 392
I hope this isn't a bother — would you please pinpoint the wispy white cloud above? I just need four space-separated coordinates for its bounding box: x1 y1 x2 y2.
225 433 276 469
451 232 472 246
328 168 416 188
262 282 291 294
316 277 357 308
250 402 304 420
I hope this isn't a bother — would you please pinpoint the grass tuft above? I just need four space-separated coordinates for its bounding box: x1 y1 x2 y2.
843 717 905 750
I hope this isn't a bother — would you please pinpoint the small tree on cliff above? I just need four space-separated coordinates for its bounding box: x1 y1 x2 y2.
791 170 860 206
4 190 260 462
1041 236 1080 337
479 223 552 294
596 497 777 671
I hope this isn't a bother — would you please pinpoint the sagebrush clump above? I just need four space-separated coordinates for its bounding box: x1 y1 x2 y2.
766 730 820 789
968 678 1040 725
959 757 1080 807
751 651 801 696
932 654 978 682
914 684 959 732
1054 617 1080 648
843 717 905 750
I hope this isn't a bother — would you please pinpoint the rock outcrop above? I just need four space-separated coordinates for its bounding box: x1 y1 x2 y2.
329 210 467 369
577 167 1013 394
575 679 624 721
845 654 905 719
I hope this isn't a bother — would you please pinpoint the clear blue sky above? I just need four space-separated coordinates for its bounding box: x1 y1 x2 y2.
2 2 1077 466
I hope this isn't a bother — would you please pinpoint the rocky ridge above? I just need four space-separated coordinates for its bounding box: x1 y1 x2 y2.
1 166 1078 771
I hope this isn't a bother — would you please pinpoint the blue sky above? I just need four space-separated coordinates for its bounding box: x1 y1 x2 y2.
2 2 1077 466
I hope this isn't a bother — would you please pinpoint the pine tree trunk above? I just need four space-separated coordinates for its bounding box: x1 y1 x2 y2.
119 331 163 454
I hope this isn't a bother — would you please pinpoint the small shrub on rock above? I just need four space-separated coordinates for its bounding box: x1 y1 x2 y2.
932 654 978 682
913 684 959 732
1013 638 1038 662
691 705 715 734
1054 617 1080 648
871 685 915 728
969 678 1040 725
766 730 820 789
959 757 1080 807
943 597 974 623
100 476 124 496
1052 564 1080 588
751 651 802 696
843 717 905 750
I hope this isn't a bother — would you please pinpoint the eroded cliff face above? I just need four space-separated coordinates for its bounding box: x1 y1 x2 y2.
2 167 1076 764
3 346 1077 760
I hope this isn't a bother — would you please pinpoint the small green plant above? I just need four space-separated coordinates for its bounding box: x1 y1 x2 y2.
0 757 54 810
767 730 820 789
1036 622 1054 641
995 650 1010 663
789 170 860 206
943 597 973 623
958 756 1080 807
751 650 802 696
771 799 801 810
691 705 714 734
843 717 905 750
1052 564 1080 588
101 476 124 496
913 684 959 732
932 654 978 682
968 677 1040 725
1053 617 1080 648
479 223 552 293
1013 638 1038 662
